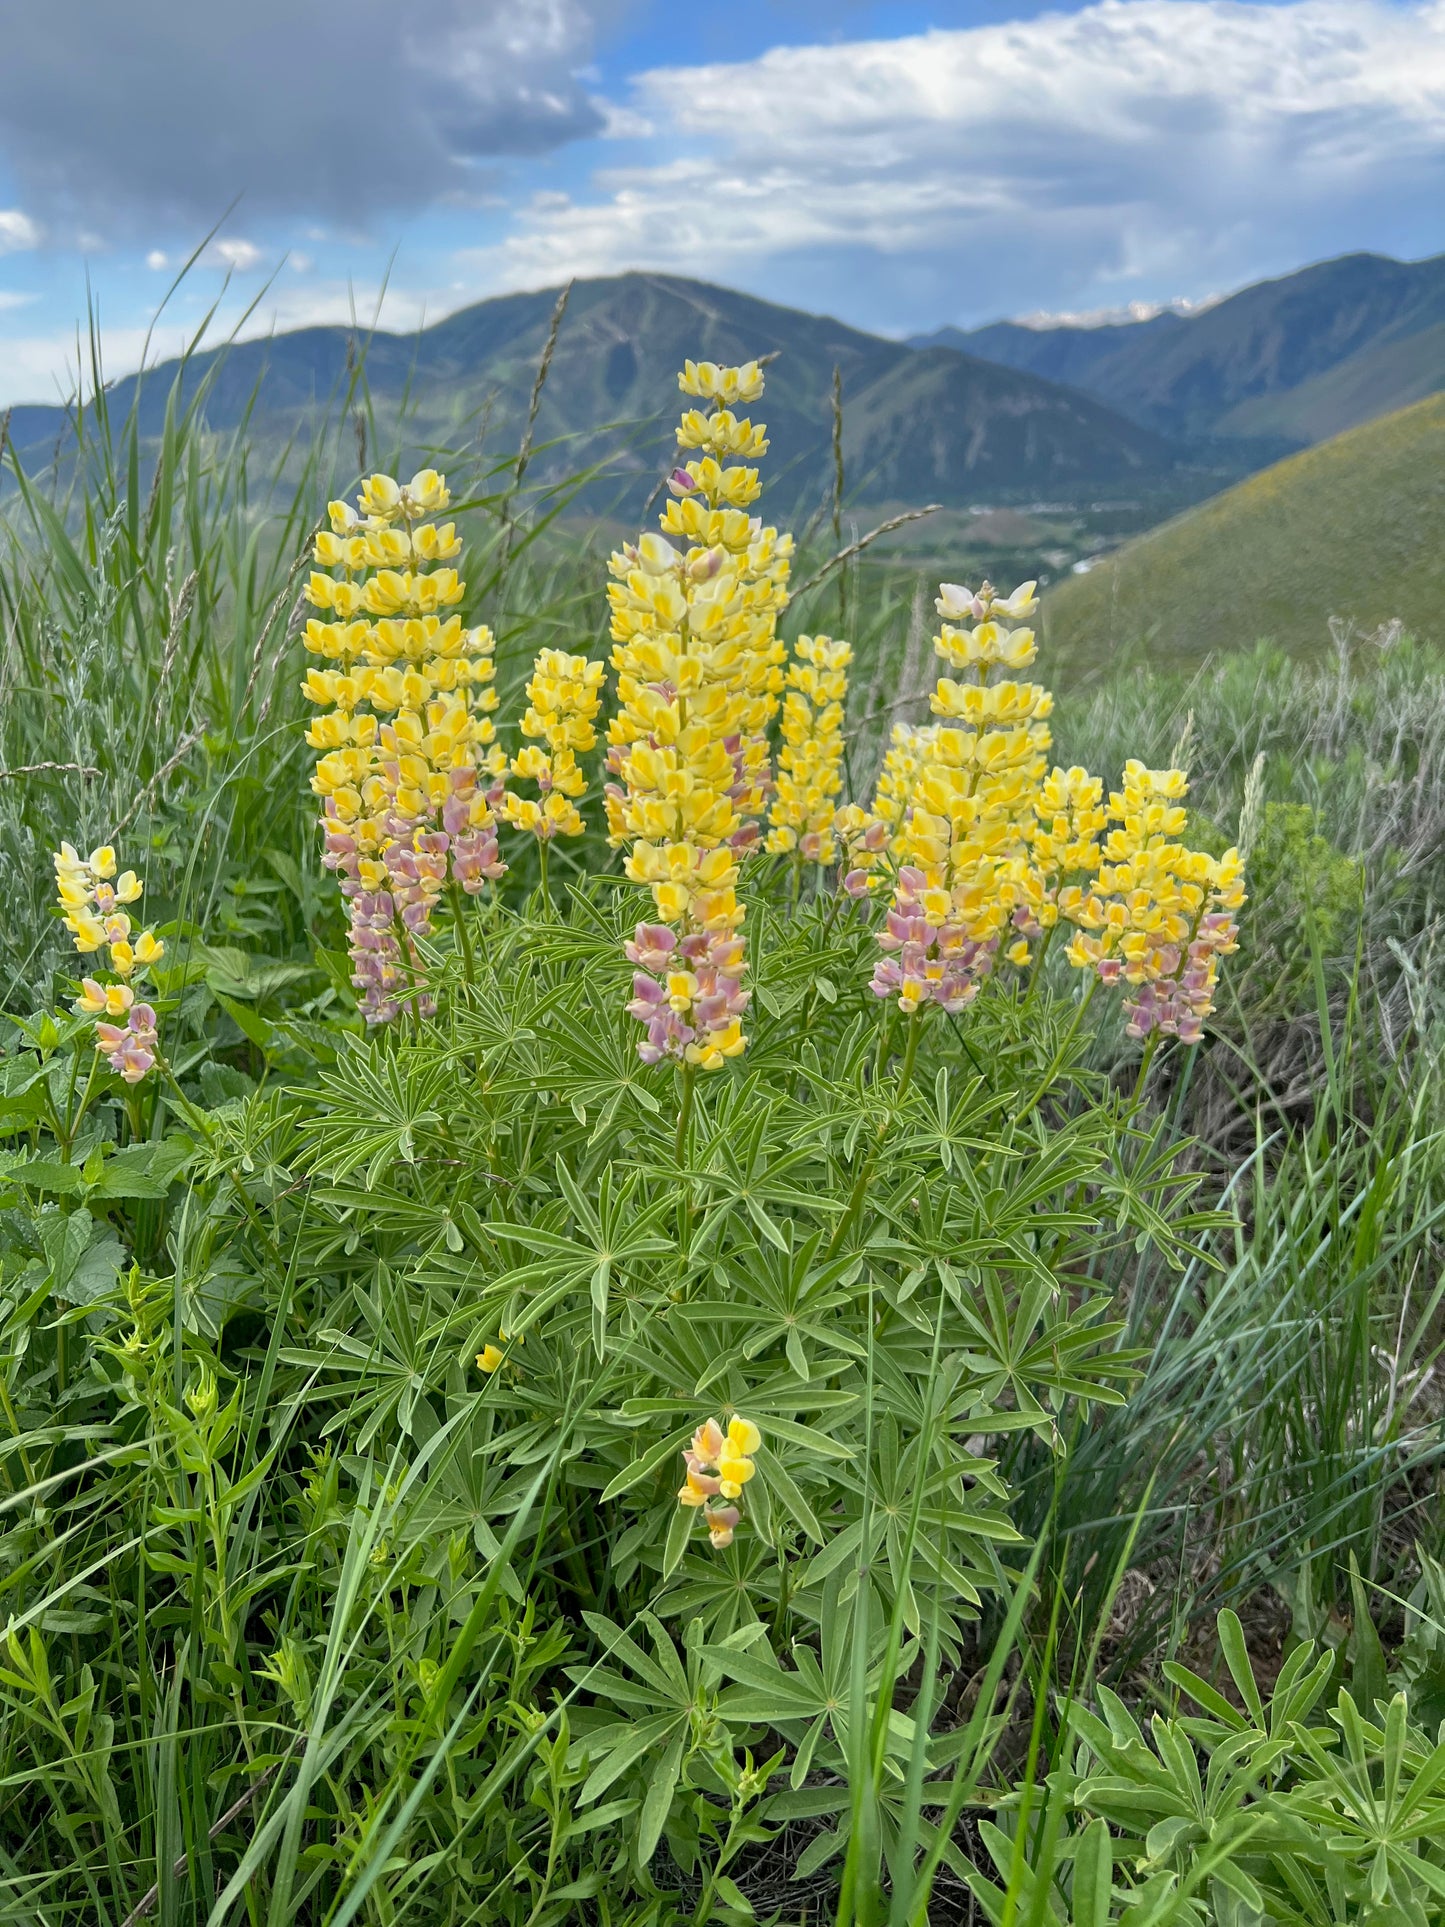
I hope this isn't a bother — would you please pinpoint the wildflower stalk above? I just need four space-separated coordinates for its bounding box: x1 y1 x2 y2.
448 881 476 985
1020 920 1059 1017
57 1046 102 1163
1130 1028 1162 1107
675 1062 698 1255
1015 976 1099 1123
826 1010 923 1260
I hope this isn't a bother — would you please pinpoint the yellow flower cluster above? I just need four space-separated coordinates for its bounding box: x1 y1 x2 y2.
871 723 938 839
678 1414 761 1549
54 842 160 974
500 648 605 842
54 842 164 1082
302 469 504 1022
664 360 792 821
871 582 1051 1011
1063 761 1246 1042
766 634 852 861
608 359 792 1071
1010 764 1109 940
833 723 937 900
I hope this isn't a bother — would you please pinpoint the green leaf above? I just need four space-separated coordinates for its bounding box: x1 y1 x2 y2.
591 1258 610 1361
1348 1554 1388 1718
1217 1609 1266 1729
637 1729 686 1867
1072 1817 1112 1927
66 1231 127 1306
216 992 276 1051
0 1157 86 1196
600 1427 691 1503
91 1138 195 1200
662 1501 694 1580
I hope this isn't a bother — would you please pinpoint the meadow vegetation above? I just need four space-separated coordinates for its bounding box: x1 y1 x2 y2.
0 326 1442 1927
1044 390 1445 670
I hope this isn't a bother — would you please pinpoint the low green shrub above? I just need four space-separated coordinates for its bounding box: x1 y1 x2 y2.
971 1603 1445 1925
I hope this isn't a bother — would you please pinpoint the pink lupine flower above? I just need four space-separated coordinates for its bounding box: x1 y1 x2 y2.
96 1002 159 1082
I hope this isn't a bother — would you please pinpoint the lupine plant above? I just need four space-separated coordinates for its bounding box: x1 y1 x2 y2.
17 344 1441 1927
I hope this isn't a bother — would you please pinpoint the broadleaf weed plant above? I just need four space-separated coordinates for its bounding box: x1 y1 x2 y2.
7 337 1435 1924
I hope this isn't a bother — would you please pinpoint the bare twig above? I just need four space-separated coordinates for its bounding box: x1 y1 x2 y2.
154 565 200 711
830 366 844 552
239 538 320 725
0 760 103 782
496 280 572 585
791 504 943 601
118 1745 298 1927
111 722 210 839
346 336 367 476
830 364 846 634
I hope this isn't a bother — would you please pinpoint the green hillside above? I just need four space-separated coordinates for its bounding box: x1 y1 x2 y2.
1213 318 1445 444
1041 392 1445 669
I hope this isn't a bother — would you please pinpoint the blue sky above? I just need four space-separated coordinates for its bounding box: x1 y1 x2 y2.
1 0 1443 405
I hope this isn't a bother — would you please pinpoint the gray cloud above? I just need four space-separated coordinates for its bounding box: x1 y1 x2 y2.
0 0 614 235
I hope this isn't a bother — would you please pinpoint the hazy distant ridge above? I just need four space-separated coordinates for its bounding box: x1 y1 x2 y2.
916 252 1445 448
1 274 1198 511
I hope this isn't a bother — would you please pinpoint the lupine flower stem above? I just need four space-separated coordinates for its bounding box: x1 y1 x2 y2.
674 1060 699 1255
826 1009 923 1259
59 1047 102 1163
538 838 550 913
157 1061 288 1273
1018 974 1099 1122
1020 919 1059 1017
1130 1028 1162 1107
448 881 476 985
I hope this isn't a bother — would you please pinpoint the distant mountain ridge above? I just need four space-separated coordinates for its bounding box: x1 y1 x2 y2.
1 274 1198 513
9 253 1436 519
916 252 1445 449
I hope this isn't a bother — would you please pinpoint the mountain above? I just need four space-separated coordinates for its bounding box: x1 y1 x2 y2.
921 253 1445 449
1041 392 1445 670
2 274 1190 512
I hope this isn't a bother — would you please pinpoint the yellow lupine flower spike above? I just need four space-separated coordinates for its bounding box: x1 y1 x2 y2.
303 469 505 1023
1062 760 1246 1042
871 580 1051 1011
54 840 163 1082
610 356 793 1070
767 634 852 863
501 648 605 842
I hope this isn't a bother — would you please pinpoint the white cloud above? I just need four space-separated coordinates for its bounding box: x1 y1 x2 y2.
0 209 40 251
0 292 39 312
0 279 443 406
0 326 161 408
476 0 1445 324
209 237 263 272
145 249 170 271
